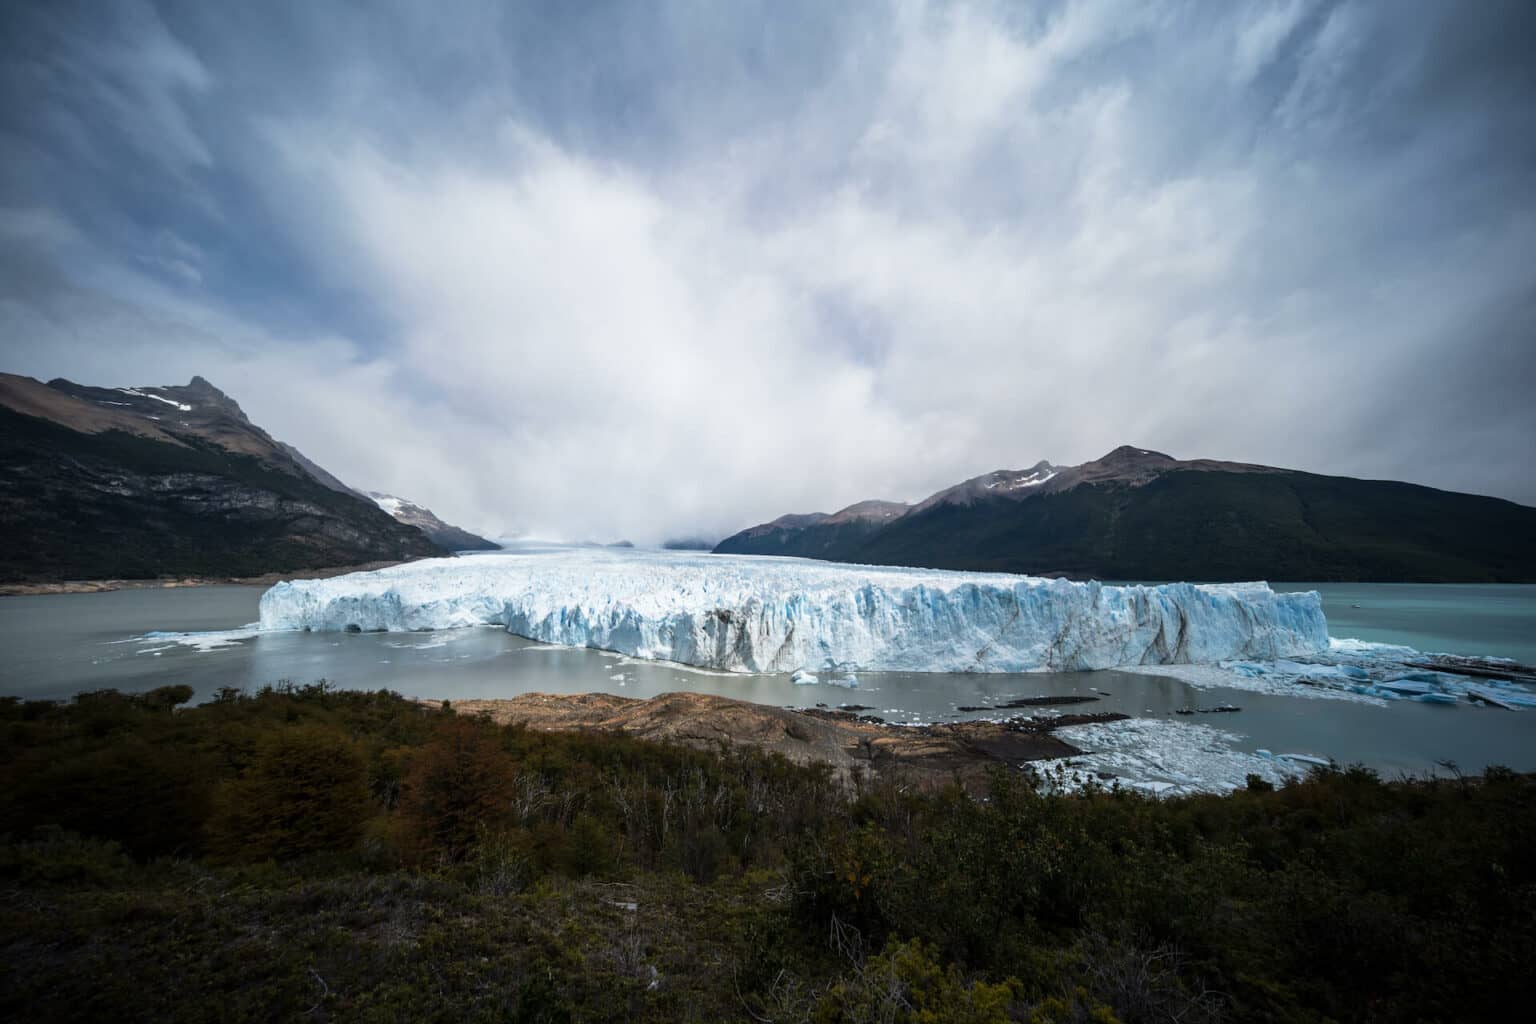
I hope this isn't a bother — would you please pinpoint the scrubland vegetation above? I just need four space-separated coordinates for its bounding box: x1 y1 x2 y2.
2 683 1532 1022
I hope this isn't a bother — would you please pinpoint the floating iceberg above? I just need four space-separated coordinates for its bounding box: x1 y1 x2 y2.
131 625 261 653
258 545 1327 674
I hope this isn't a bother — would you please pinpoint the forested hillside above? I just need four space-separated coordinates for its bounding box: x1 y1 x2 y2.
2 684 1532 1022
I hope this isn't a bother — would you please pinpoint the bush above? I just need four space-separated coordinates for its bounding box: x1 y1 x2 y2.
5 685 1535 1022
814 938 1018 1023
560 813 620 878
0 827 137 887
206 725 372 862
3 738 212 859
397 715 518 862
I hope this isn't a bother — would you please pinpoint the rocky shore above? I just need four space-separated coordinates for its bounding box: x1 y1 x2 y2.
432 691 1127 789
0 560 414 597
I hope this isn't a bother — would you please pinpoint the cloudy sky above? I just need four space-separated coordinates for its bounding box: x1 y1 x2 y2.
2 0 1533 540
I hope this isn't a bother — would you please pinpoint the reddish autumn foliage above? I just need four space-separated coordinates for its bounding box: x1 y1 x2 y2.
397 715 518 861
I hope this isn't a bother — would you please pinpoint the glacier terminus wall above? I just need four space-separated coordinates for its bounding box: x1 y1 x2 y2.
257 545 1329 674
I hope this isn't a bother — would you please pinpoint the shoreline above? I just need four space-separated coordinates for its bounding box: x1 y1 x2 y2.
0 559 415 597
433 690 1128 790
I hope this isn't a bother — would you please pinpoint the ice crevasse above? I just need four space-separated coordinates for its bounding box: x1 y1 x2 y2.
257 547 1329 674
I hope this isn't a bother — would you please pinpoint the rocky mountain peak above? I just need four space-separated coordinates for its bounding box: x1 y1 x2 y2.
910 460 1060 513
1 371 446 581
165 376 250 422
367 491 499 552
1101 445 1174 463
825 500 911 525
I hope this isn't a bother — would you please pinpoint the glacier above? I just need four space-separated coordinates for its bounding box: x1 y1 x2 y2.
257 544 1328 674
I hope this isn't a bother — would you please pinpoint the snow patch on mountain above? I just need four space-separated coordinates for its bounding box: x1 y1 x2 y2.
366 491 499 551
370 494 407 516
116 387 192 412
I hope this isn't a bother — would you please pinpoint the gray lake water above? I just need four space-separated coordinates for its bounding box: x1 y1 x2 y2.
2 581 1534 779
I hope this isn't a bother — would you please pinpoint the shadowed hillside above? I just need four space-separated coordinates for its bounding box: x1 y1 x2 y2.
719 448 1536 582
0 374 443 581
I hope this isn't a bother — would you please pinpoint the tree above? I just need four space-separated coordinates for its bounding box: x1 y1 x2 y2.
398 716 518 861
560 813 618 878
207 725 372 862
8 738 212 859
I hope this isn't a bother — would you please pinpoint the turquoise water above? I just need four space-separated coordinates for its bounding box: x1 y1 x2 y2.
1271 582 1536 665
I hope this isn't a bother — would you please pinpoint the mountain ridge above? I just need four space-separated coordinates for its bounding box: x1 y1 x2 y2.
0 372 446 582
716 498 912 561
715 447 1536 582
367 492 499 552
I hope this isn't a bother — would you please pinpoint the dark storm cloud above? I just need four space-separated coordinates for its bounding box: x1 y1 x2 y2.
1 0 1532 540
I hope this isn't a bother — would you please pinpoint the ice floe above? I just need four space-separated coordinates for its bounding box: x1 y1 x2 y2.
129 626 261 653
1040 718 1311 796
1127 642 1536 709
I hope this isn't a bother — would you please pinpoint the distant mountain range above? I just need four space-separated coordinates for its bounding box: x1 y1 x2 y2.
715 446 1536 582
367 492 499 551
661 537 719 551
0 373 486 582
715 500 910 561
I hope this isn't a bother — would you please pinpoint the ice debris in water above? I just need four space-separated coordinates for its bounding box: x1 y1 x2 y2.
257 544 1328 674
1130 639 1536 708
1042 718 1307 796
131 626 261 653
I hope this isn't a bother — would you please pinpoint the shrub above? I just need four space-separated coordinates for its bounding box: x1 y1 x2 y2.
206 725 372 862
813 938 1018 1023
560 813 620 878
3 738 212 859
0 827 137 887
398 715 518 861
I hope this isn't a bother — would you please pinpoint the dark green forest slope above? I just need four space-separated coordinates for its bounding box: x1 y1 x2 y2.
0 406 441 581
3 684 1533 1022
719 516 897 561
719 448 1536 582
850 469 1536 581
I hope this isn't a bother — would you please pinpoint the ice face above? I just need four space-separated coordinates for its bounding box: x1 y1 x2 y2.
257 545 1328 674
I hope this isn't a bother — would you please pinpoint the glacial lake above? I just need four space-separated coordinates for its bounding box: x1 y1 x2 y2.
2 580 1534 780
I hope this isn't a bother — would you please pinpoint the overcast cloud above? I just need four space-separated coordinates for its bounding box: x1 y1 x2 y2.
2 0 1532 540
